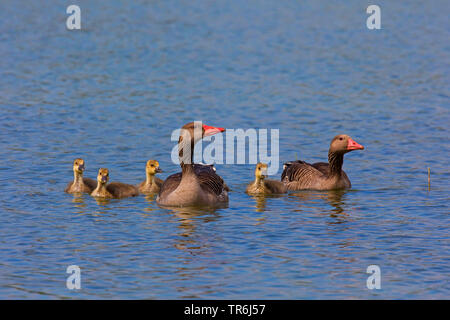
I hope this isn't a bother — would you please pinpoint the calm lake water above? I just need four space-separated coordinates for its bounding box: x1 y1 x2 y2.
0 0 449 299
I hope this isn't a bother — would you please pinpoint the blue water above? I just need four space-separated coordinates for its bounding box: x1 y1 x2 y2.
0 0 449 299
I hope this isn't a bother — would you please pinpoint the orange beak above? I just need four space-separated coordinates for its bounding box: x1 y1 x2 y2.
347 138 364 151
203 124 225 137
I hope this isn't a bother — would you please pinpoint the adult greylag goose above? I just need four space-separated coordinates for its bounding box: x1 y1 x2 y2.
91 168 139 199
64 158 97 193
156 122 228 207
137 160 164 194
281 134 364 190
246 163 287 194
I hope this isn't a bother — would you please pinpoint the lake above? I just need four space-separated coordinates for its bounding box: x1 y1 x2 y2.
0 0 448 299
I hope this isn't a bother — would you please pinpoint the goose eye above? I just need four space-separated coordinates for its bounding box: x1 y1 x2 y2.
339 137 343 141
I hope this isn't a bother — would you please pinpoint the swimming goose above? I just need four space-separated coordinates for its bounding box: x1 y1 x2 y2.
64 158 97 193
246 163 287 194
137 160 164 194
156 122 228 207
281 134 364 190
91 168 139 199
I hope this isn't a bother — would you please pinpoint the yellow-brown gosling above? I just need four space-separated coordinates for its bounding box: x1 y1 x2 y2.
246 163 287 194
91 168 139 199
137 160 163 194
64 158 97 194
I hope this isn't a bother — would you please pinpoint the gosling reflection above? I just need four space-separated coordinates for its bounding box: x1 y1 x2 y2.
143 193 158 213
290 189 348 217
71 193 85 205
248 193 285 212
94 197 111 206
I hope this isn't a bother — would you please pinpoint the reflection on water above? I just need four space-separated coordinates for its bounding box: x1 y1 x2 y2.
248 193 286 212
0 1 448 299
93 197 112 207
290 190 349 217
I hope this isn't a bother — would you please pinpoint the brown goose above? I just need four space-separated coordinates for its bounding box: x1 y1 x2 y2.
246 163 287 194
64 158 97 193
156 122 228 207
281 134 364 190
91 168 139 199
137 160 164 194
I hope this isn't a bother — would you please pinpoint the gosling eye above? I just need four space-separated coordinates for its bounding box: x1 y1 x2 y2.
339 137 343 141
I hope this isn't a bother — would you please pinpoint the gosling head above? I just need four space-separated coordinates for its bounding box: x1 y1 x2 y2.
73 158 86 174
330 134 364 154
255 162 268 180
146 160 163 176
97 168 109 185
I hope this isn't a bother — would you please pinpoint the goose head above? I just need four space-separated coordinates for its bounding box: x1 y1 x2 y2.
178 121 225 165
330 134 364 154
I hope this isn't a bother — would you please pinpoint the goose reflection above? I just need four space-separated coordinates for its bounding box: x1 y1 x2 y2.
289 189 349 218
165 207 221 254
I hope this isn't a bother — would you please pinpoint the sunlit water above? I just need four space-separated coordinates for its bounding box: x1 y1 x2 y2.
0 0 448 299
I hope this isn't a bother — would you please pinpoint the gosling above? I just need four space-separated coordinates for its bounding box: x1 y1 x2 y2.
137 160 163 194
91 168 139 199
64 158 97 194
246 163 287 194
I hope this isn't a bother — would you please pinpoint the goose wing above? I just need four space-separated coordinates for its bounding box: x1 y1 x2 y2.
281 160 325 189
195 165 227 196
158 164 227 198
311 162 330 175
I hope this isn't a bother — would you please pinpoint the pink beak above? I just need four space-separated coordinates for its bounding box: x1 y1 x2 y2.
347 138 364 151
203 124 225 137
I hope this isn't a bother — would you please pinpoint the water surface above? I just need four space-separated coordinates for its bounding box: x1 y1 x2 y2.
0 0 449 299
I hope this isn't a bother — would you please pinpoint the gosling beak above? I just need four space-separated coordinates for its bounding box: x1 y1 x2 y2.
78 164 85 172
101 176 107 183
347 138 364 151
203 124 226 137
155 167 163 173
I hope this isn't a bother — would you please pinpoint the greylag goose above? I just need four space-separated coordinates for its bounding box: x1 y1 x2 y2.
281 134 364 190
156 122 228 207
91 168 139 199
137 160 164 194
64 158 97 193
246 163 287 194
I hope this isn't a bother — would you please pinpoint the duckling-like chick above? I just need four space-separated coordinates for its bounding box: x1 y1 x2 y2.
137 160 163 194
91 168 139 199
246 163 287 194
64 158 97 193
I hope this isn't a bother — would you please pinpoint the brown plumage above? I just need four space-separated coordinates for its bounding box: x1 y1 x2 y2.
281 134 364 190
156 122 229 207
246 163 287 194
91 168 139 199
64 158 97 193
137 160 164 194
